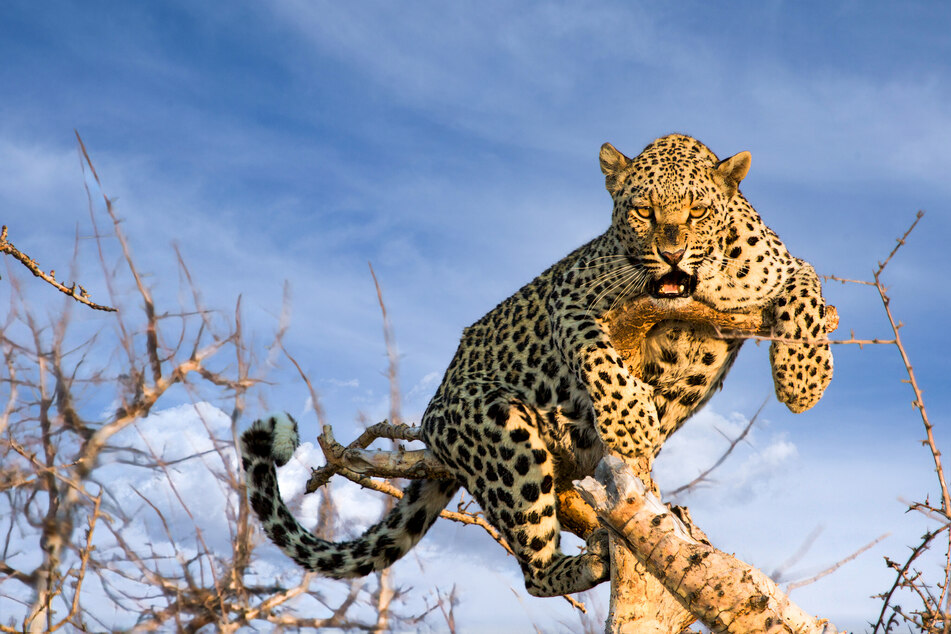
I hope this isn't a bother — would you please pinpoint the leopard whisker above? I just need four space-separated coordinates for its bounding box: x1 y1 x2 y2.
583 264 638 291
577 255 640 270
606 270 649 315
584 267 643 315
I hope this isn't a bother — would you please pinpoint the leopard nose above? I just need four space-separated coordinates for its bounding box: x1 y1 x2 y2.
660 249 685 265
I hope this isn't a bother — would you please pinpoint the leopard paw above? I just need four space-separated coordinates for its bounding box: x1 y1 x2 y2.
767 265 833 413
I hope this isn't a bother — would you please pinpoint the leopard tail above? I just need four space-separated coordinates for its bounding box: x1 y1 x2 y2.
240 414 458 577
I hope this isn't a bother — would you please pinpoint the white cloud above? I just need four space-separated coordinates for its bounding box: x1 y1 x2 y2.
0 137 79 208
654 407 798 502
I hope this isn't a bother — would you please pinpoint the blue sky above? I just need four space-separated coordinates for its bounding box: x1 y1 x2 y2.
2 1 951 629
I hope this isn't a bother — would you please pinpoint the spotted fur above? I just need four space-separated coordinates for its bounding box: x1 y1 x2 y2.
241 134 833 597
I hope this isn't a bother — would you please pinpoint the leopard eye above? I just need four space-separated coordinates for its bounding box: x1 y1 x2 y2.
631 205 653 220
689 205 709 220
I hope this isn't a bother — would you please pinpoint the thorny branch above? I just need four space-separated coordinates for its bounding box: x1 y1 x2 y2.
867 211 951 633
785 533 889 593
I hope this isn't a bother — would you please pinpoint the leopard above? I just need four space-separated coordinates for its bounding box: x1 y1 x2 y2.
240 133 833 597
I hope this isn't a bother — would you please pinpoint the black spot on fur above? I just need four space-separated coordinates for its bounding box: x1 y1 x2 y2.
515 455 531 476
510 428 530 443
686 374 707 386
540 475 553 494
406 481 423 504
497 488 515 508
270 523 288 547
382 546 403 565
498 465 515 487
521 483 540 502
386 510 403 529
680 392 701 406
487 402 508 426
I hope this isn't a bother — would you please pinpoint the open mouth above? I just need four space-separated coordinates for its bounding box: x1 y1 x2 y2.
647 270 696 299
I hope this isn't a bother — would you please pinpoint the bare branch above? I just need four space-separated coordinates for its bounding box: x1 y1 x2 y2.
667 398 766 497
873 268 950 516
0 225 115 312
786 533 890 593
369 263 402 426
876 210 925 277
75 131 162 382
315 423 449 482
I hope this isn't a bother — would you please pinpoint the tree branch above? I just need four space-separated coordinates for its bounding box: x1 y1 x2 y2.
576 456 844 633
0 225 116 312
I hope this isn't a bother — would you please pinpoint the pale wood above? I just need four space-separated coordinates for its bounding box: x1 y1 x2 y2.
577 456 843 633
604 296 838 368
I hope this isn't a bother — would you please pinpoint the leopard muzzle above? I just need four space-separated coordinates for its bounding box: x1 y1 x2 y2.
647 269 697 299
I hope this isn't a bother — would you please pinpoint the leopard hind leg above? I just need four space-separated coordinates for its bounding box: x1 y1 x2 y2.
424 390 610 596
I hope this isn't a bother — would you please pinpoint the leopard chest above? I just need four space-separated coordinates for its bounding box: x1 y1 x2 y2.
636 322 741 440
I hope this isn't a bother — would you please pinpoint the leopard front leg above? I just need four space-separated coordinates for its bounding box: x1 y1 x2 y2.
548 297 661 472
767 260 834 413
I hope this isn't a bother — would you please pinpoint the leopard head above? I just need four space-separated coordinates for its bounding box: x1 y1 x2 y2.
600 134 791 312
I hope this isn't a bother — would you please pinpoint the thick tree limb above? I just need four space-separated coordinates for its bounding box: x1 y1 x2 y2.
605 296 838 364
315 423 450 482
576 456 843 633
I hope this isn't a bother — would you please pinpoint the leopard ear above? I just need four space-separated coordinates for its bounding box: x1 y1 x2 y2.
600 143 631 193
715 151 751 198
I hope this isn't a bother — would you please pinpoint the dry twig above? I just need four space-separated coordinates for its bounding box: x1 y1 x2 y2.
0 224 115 312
